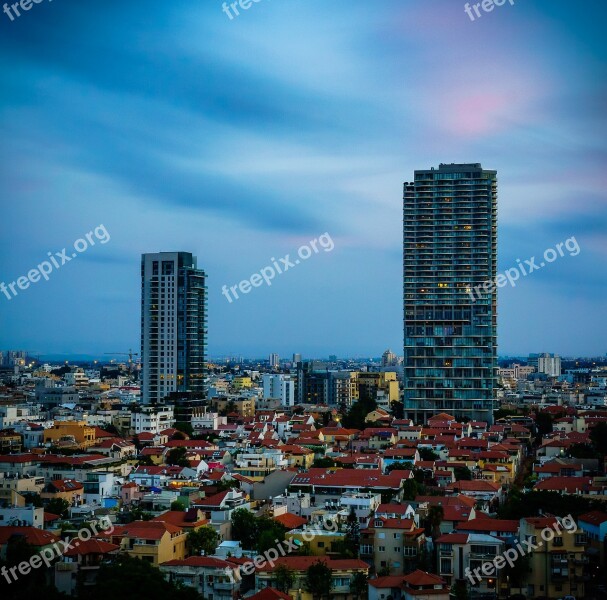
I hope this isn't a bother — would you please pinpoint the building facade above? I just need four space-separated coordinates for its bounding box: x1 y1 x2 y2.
403 163 498 423
141 252 207 404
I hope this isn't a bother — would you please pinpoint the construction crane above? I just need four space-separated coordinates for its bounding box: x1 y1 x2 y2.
104 349 140 374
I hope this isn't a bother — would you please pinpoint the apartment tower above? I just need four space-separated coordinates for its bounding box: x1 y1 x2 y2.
403 163 497 423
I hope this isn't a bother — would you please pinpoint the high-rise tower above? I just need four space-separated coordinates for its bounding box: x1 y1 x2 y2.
141 252 207 404
403 163 497 423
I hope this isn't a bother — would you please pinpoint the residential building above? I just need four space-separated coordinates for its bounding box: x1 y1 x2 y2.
529 353 562 377
106 520 188 566
160 556 239 600
519 516 587 599
141 251 207 404
369 570 450 600
362 516 426 575
254 556 369 600
403 163 497 423
435 532 504 595
262 374 295 407
131 405 175 434
43 420 96 449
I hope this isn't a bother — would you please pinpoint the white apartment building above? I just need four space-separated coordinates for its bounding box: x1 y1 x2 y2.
0 505 45 528
130 406 175 434
262 373 295 407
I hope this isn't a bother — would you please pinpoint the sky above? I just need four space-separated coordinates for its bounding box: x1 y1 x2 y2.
0 0 605 359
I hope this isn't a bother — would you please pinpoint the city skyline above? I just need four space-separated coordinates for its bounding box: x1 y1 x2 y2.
1 1 606 357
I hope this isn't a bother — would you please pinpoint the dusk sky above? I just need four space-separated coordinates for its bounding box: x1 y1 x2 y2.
0 0 605 359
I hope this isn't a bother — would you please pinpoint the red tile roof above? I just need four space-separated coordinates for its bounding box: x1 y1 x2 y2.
247 589 291 600
274 513 308 530
0 526 60 546
579 510 607 526
161 556 232 568
64 539 120 556
256 556 369 572
291 468 410 489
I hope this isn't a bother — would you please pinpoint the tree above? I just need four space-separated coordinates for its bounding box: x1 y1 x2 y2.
171 500 186 511
401 478 425 501
304 560 333 600
274 564 296 593
344 507 361 558
453 466 472 481
350 571 368 600
46 497 70 518
451 580 469 600
427 505 444 546
215 479 240 492
80 554 202 600
386 461 413 473
535 412 553 438
187 526 219 556
231 508 259 550
312 457 336 468
166 447 190 467
589 422 607 456
256 516 287 554
418 447 439 461
390 401 404 419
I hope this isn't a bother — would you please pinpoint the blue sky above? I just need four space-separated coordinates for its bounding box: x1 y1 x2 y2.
0 0 605 359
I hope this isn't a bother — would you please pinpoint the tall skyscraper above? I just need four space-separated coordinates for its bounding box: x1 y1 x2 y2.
141 252 207 404
403 163 497 423
269 353 280 368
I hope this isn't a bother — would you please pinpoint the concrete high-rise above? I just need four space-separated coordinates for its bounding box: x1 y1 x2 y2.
141 252 207 404
403 163 497 423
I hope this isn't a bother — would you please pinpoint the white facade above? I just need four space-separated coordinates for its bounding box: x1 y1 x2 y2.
262 374 295 407
0 505 44 528
131 406 175 434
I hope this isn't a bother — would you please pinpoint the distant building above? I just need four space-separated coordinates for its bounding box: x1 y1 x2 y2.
381 349 398 367
529 353 561 377
268 353 280 368
262 374 295 407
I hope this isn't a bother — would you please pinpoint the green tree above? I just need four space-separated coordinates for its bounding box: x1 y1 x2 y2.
187 526 219 556
401 478 425 501
350 571 368 600
274 563 296 593
535 412 553 438
256 516 287 554
418 447 439 461
590 422 607 456
386 461 414 473
312 457 336 468
230 508 259 550
451 580 469 600
166 447 190 467
80 554 202 600
427 505 444 550
453 466 472 481
343 507 361 558
46 497 70 518
304 560 333 600
171 500 186 511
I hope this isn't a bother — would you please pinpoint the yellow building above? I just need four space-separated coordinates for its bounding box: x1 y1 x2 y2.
212 397 255 417
109 521 187 567
358 372 399 408
232 376 252 389
518 516 587 599
281 445 315 469
288 527 346 555
44 421 96 449
255 556 369 600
